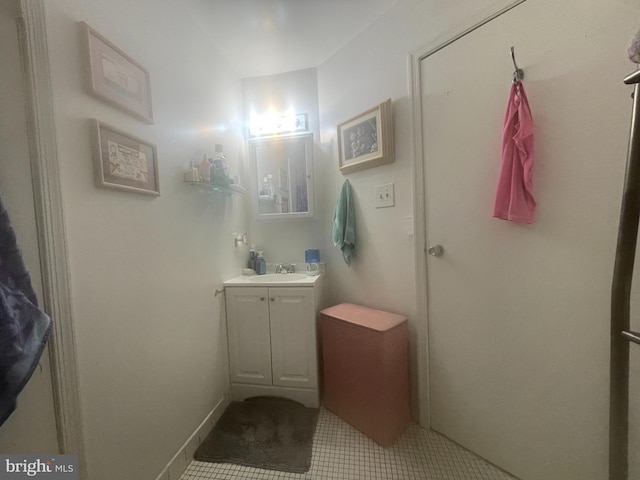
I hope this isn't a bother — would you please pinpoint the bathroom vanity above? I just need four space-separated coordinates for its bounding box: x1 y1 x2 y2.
223 274 323 407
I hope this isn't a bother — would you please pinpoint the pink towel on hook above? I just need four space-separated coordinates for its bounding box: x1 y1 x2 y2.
493 80 535 224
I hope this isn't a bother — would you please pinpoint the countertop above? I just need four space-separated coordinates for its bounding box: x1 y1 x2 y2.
224 273 322 287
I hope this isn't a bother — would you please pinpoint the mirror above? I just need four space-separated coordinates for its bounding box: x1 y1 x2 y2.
249 133 314 219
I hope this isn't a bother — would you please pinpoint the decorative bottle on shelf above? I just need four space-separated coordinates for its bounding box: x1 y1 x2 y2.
198 154 211 182
191 161 200 182
256 251 266 275
211 144 230 187
215 144 228 175
184 160 200 182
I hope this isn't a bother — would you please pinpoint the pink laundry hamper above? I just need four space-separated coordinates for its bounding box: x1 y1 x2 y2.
320 303 410 447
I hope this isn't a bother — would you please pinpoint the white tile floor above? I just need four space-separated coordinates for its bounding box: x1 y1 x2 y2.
179 407 518 480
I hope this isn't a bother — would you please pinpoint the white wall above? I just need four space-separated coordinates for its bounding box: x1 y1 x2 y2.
242 68 327 265
0 0 59 453
318 0 640 477
42 1 246 478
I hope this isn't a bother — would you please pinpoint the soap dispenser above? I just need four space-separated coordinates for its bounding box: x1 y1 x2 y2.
256 251 266 275
248 245 257 272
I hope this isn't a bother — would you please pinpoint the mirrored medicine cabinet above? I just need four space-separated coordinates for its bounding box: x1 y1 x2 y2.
249 132 314 220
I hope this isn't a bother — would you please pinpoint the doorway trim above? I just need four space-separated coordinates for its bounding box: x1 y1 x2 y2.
407 0 526 428
16 0 86 475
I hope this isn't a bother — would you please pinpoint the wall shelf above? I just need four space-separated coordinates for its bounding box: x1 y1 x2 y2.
186 181 246 196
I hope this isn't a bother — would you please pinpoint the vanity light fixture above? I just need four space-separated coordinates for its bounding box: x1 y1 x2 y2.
249 110 308 137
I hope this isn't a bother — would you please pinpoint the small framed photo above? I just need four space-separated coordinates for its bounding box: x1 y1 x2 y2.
92 120 160 196
83 22 154 123
337 98 394 174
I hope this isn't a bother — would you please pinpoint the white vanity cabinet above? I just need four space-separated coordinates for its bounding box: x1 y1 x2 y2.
224 279 322 407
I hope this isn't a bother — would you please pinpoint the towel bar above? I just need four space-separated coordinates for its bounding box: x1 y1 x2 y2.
621 330 640 345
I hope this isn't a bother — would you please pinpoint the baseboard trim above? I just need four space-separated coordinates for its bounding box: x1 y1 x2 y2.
154 394 231 480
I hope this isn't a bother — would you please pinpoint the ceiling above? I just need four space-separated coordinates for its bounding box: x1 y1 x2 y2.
180 0 399 78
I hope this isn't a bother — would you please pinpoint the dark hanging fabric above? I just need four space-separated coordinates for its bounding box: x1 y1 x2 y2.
0 194 52 427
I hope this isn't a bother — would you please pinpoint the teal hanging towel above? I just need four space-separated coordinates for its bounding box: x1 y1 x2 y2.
332 179 356 265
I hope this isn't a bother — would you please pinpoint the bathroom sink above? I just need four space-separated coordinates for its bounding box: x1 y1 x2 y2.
224 273 321 287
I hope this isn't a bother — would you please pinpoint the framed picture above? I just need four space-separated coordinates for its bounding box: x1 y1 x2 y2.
92 120 160 196
83 22 154 123
337 98 394 174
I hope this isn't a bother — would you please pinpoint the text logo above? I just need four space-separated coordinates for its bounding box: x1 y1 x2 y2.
0 455 77 479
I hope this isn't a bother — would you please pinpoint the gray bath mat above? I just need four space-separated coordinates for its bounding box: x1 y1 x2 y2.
195 396 319 473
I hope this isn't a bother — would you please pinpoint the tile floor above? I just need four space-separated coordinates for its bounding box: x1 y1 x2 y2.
179 407 518 480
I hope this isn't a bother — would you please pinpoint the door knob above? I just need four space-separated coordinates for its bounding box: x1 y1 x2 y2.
428 244 444 257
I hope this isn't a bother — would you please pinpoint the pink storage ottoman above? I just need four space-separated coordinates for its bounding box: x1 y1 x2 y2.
320 303 410 447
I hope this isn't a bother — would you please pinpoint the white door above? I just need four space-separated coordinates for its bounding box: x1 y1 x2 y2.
269 287 317 389
225 287 272 385
421 1 636 479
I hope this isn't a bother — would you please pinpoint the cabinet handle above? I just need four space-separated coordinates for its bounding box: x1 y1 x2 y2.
270 297 275 302
260 296 265 301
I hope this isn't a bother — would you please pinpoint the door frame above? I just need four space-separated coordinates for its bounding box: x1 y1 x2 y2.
407 0 526 428
16 0 86 475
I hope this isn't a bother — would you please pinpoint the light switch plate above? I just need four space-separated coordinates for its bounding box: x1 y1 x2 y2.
375 183 394 208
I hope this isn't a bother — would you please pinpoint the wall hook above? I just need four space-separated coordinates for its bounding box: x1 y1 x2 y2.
511 46 525 83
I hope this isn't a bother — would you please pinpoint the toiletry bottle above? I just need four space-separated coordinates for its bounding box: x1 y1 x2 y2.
256 251 266 275
199 154 211 182
248 245 256 271
191 161 200 182
214 144 228 176
184 161 198 182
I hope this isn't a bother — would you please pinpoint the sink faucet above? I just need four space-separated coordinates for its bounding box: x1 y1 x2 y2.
275 263 294 274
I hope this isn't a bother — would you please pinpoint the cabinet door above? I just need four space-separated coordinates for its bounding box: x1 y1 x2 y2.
269 287 317 388
225 287 272 385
